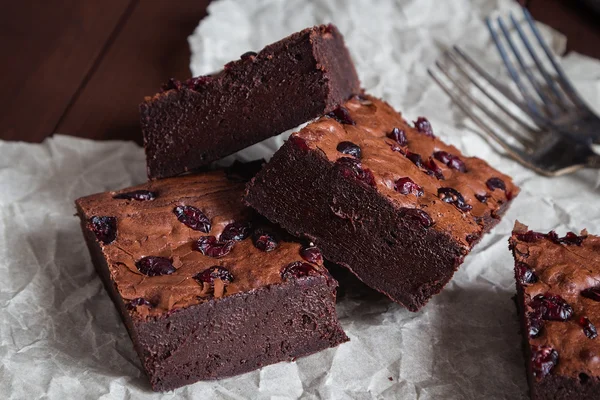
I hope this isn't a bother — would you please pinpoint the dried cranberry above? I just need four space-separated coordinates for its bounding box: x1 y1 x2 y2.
88 216 117 244
289 136 309 152
516 230 547 243
387 127 407 147
423 158 445 180
528 309 544 338
173 205 211 232
433 151 467 172
413 117 435 137
252 228 279 252
401 208 434 228
240 51 257 60
327 106 355 125
193 236 235 258
531 345 558 378
113 190 157 201
336 141 362 158
135 256 176 277
579 317 598 339
221 221 252 241
486 177 506 191
395 177 423 197
515 261 538 285
281 262 317 280
531 293 573 321
438 187 472 212
558 232 584 246
336 157 376 187
581 287 600 301
406 151 423 168
194 266 234 285
127 297 152 310
300 246 323 264
475 193 488 203
185 75 212 90
161 78 182 91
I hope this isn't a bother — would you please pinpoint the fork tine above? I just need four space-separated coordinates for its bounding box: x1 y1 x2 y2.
522 8 586 108
427 67 531 161
509 12 569 109
485 17 545 120
496 17 558 116
445 50 540 136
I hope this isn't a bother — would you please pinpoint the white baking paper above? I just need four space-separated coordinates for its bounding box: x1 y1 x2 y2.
2 0 600 398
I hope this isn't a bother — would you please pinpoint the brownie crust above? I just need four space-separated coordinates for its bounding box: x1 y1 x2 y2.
141 24 360 179
245 95 518 311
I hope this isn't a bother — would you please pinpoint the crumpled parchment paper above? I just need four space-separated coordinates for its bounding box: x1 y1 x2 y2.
2 0 600 398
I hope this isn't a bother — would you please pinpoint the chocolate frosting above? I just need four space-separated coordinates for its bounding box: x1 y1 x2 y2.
510 221 600 379
76 171 326 319
293 95 519 249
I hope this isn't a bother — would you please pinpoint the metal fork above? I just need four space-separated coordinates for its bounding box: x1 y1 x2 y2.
427 12 600 176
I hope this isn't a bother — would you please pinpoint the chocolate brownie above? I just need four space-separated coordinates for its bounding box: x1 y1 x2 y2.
141 24 360 180
510 221 600 400
75 167 348 391
244 94 519 311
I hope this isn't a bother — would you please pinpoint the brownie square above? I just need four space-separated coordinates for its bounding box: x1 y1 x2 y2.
141 24 360 180
244 94 519 311
75 167 348 391
510 221 600 400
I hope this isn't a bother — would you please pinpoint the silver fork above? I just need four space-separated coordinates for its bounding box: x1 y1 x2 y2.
427 12 600 176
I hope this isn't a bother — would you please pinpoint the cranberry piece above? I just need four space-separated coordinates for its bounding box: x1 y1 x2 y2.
336 141 362 158
531 345 558 378
127 297 152 310
423 158 445 180
194 266 234 285
387 127 407 146
531 294 573 321
252 228 279 252
579 317 598 339
185 75 212 90
173 205 211 233
221 221 252 241
401 208 434 228
161 78 182 92
300 246 323 264
516 230 547 243
289 136 309 152
336 157 376 187
113 190 157 201
486 177 506 191
438 187 472 212
413 117 435 137
406 151 423 168
433 151 467 172
327 106 355 125
559 232 584 246
528 309 544 338
395 177 423 197
88 216 117 244
581 287 600 301
475 193 488 203
193 236 235 258
515 261 538 285
281 262 317 280
240 51 257 60
135 256 176 277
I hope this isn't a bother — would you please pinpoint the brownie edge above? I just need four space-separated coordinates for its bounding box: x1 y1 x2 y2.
141 24 360 179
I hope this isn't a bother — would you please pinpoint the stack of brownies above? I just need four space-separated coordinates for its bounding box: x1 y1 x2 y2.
75 24 599 398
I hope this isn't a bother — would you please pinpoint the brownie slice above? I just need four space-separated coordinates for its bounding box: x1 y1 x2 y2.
141 24 360 180
510 221 600 400
75 168 348 391
244 94 519 311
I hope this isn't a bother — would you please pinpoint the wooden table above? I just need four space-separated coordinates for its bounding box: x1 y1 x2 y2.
1 0 598 145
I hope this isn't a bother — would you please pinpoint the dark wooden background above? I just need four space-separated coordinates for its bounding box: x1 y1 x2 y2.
1 0 598 145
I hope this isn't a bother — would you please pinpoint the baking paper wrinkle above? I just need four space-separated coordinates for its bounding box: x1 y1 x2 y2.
1 0 600 398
